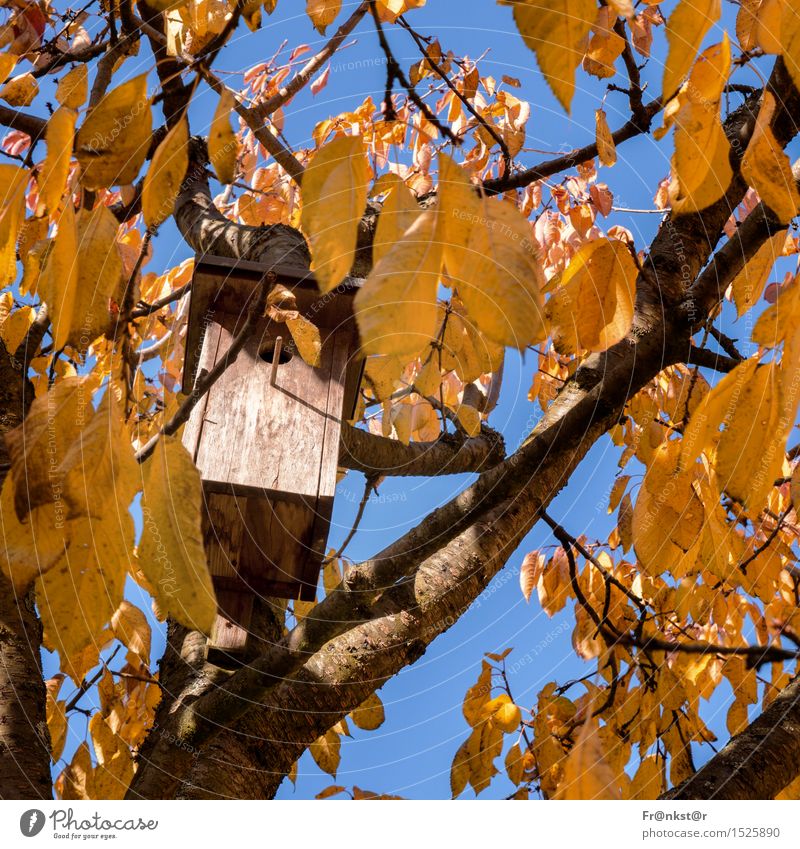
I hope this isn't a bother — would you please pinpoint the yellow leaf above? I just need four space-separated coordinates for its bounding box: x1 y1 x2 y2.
355 209 441 357
0 165 29 286
0 53 18 83
142 117 189 229
138 436 217 634
0 475 69 591
56 65 88 109
286 315 322 367
372 174 419 267
46 695 68 762
316 785 347 799
505 743 525 785
301 134 369 293
741 91 800 224
556 718 620 799
350 692 386 731
307 0 342 35
76 75 152 190
208 88 240 185
633 440 704 577
450 738 471 798
751 273 800 347
668 37 732 215
0 72 38 106
463 661 492 727
492 700 521 733
726 699 749 736
627 754 662 800
680 356 759 468
39 203 78 351
37 106 77 216
731 231 785 317
456 403 481 437
310 728 341 777
58 742 95 800
89 713 133 799
738 0 782 54
595 108 616 167
509 0 597 112
662 0 722 100
546 237 637 355
5 376 90 519
438 154 546 348
364 354 404 401
111 600 151 666
714 360 788 511
414 358 441 397
41 203 125 353
38 517 130 683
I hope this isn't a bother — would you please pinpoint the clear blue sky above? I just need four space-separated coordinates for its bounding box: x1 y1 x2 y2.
39 0 777 800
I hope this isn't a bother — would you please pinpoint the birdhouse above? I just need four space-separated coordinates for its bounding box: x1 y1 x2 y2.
181 255 363 664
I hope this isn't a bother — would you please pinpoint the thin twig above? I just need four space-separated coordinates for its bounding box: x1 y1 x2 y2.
257 1 370 118
398 16 509 170
368 0 459 145
322 474 379 564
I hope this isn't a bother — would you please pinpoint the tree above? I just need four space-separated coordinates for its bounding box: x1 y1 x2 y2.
1 0 800 802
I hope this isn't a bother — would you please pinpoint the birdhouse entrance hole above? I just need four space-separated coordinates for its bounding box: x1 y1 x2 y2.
258 337 294 364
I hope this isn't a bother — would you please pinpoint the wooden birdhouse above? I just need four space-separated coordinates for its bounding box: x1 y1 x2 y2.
181 255 363 664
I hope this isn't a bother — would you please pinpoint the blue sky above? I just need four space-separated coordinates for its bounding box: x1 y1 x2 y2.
37 0 783 800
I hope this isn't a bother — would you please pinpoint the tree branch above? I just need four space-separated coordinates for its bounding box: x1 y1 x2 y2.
664 675 800 799
339 424 506 476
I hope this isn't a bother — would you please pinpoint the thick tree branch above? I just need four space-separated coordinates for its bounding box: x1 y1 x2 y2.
339 424 505 476
664 676 800 799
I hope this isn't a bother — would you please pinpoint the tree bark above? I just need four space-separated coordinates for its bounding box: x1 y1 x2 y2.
0 341 51 799
665 677 800 800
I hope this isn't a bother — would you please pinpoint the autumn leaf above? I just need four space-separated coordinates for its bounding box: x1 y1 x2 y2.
37 106 77 216
355 209 441 357
662 0 721 100
0 165 29 286
546 237 637 354
301 134 369 293
741 91 800 224
595 108 616 167
111 601 151 667
137 436 217 634
38 515 130 683
555 717 620 799
56 65 88 109
0 72 38 106
350 692 386 730
76 75 152 190
208 88 240 185
372 174 420 267
6 376 90 520
307 0 341 34
142 117 189 229
668 37 732 215
730 231 786 317
509 0 597 112
310 728 341 776
438 154 547 349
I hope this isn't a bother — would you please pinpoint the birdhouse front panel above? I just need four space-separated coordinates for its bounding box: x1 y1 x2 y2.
181 255 362 661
